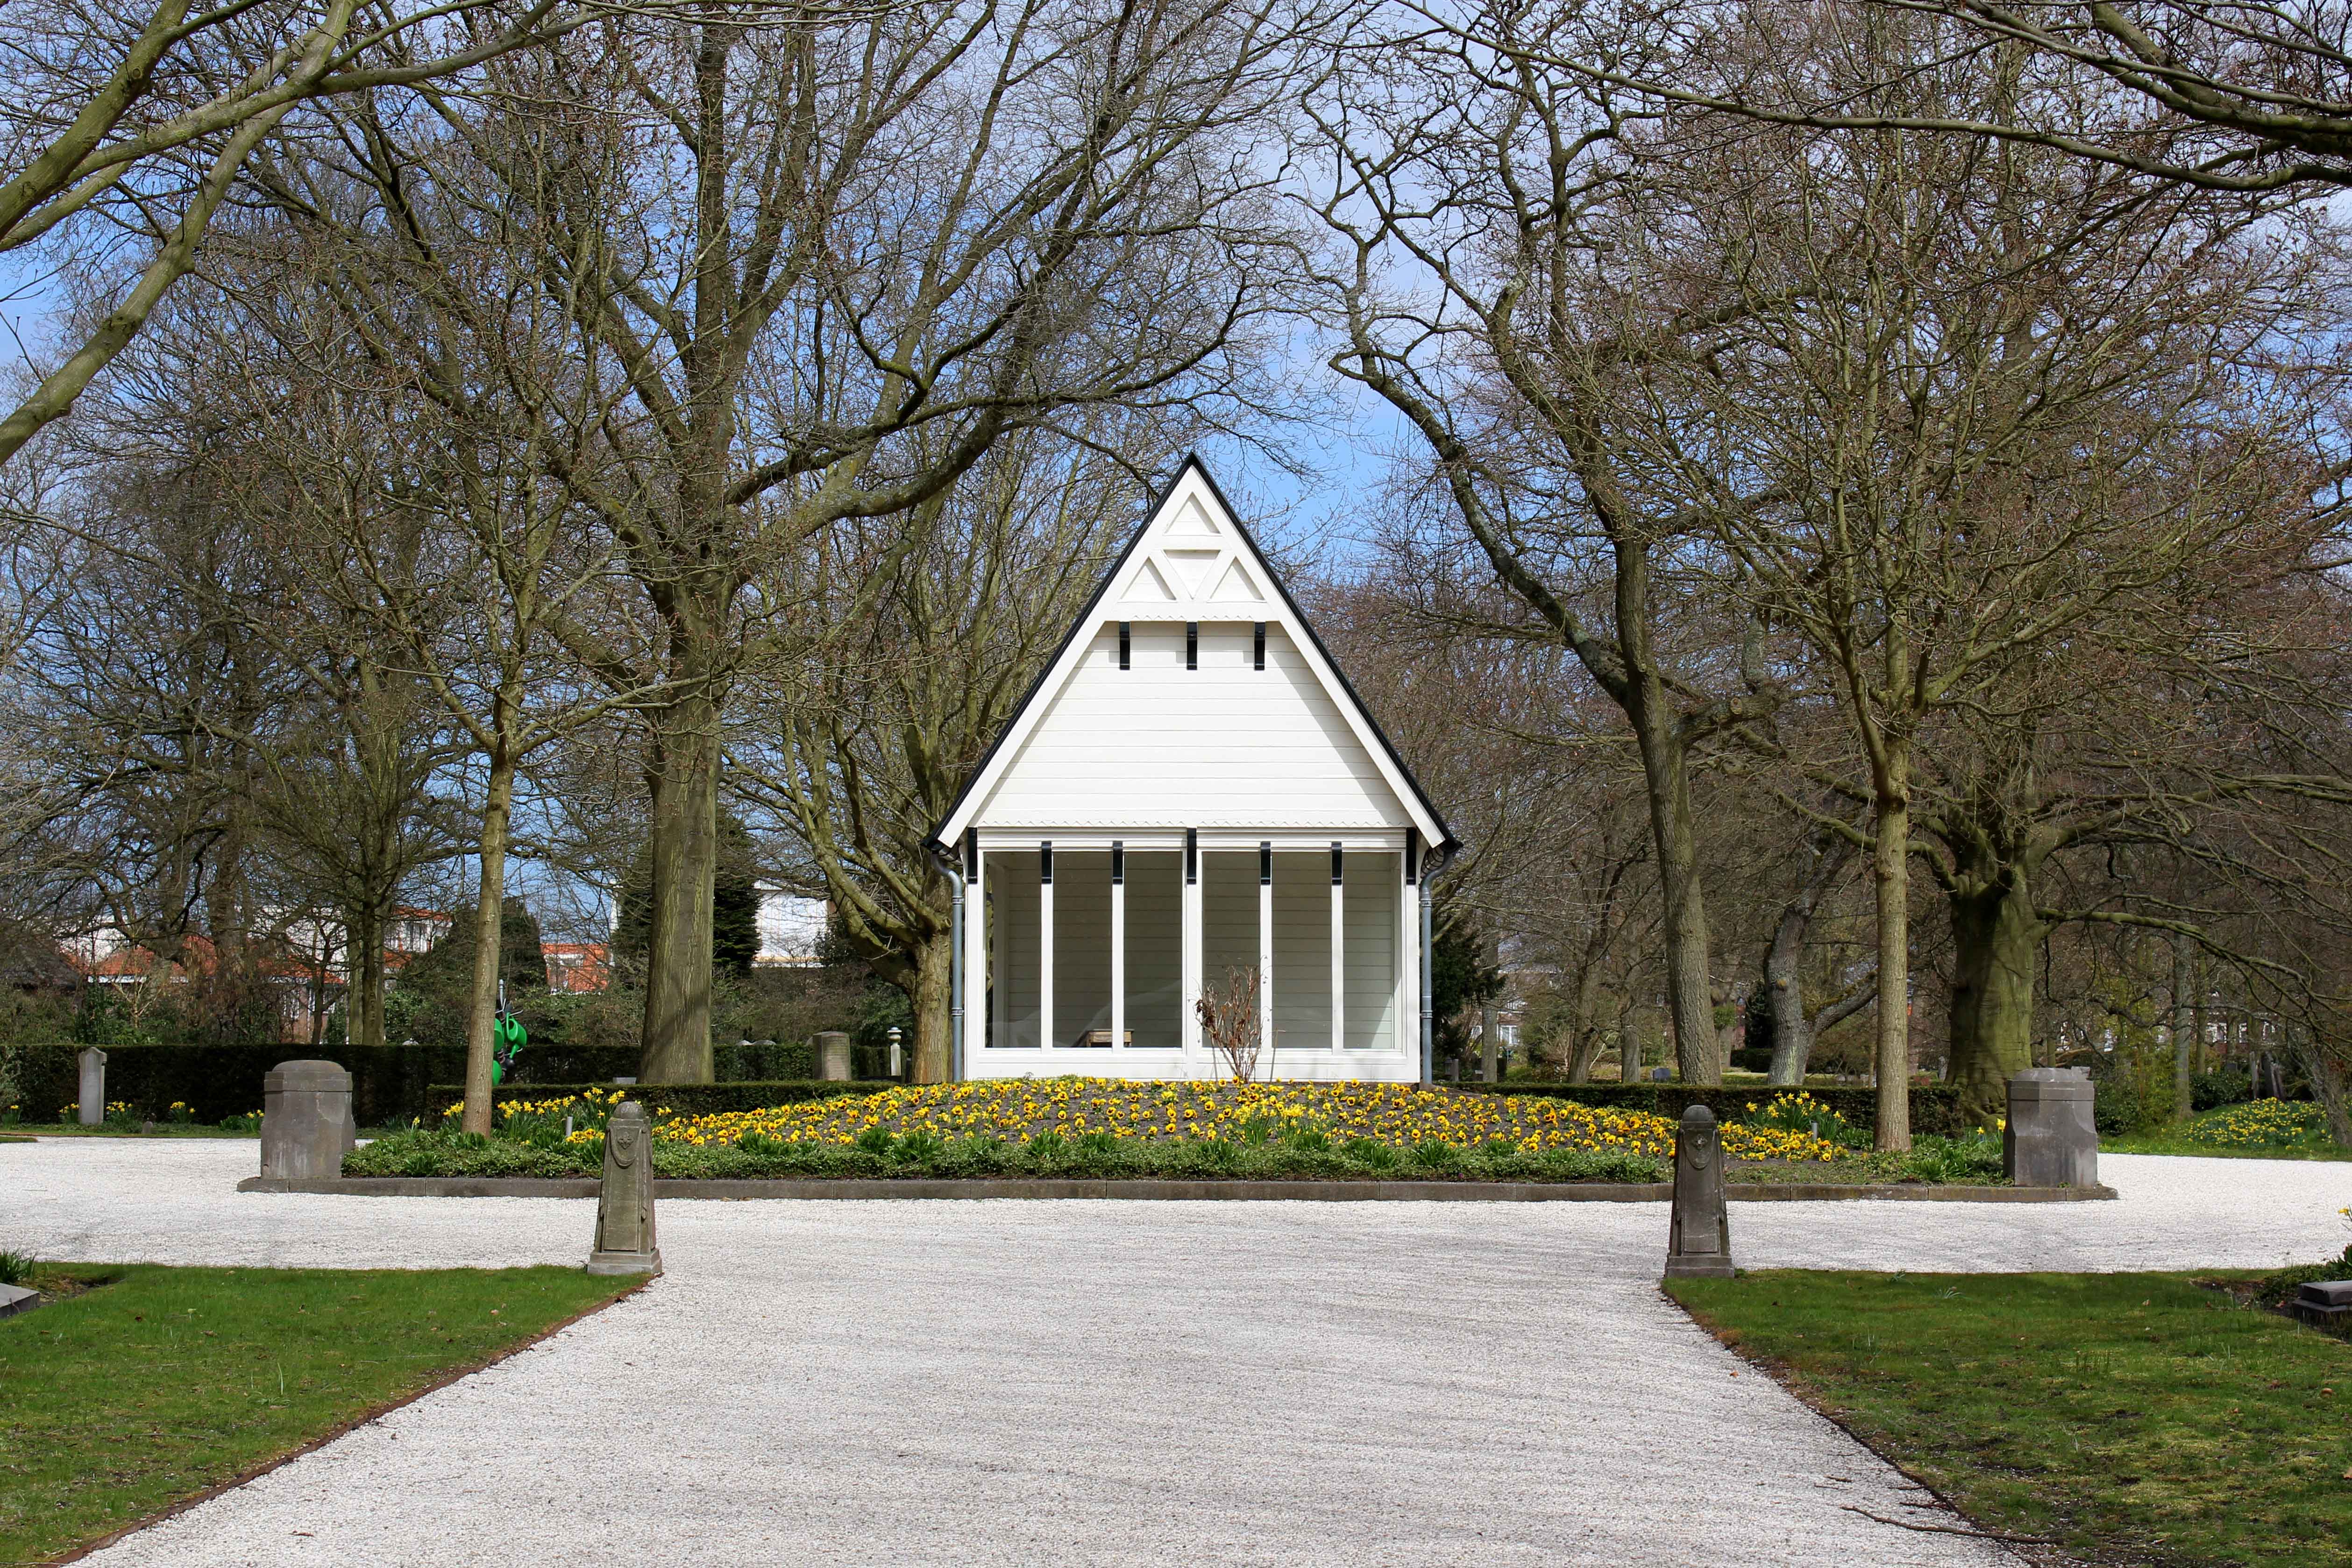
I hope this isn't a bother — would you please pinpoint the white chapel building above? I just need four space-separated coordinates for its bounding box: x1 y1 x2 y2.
929 458 1457 1082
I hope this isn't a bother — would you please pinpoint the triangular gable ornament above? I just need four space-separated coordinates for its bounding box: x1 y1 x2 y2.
931 456 1456 854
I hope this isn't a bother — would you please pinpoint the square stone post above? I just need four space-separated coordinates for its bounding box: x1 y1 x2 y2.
76 1048 107 1126
259 1060 355 1179
2003 1067 2098 1187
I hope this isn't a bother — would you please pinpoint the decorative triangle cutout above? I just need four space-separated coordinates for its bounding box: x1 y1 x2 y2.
1165 497 1222 537
1162 549 1221 596
1210 558 1265 602
1123 559 1177 601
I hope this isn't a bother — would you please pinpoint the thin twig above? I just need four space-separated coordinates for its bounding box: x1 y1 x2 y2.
1840 1503 2055 1546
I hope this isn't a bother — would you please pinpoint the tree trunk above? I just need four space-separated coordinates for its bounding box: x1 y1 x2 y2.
640 707 721 1084
460 757 516 1137
910 928 954 1085
1946 860 2043 1130
1623 684 1718 1084
2287 1027 2352 1147
1480 932 1501 1082
2170 929 2195 1124
2191 953 2207 1074
1763 925 1812 1087
1870 769 1912 1150
348 906 386 1049
1764 825 1856 1085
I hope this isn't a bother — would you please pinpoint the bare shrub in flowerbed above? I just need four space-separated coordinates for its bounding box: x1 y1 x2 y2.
347 1079 1863 1182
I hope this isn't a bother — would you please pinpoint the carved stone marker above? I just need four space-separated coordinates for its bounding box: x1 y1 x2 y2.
815 1030 852 1082
76 1048 106 1126
588 1100 661 1277
1664 1103 1735 1279
2003 1067 2098 1188
2292 1278 2352 1331
259 1060 355 1180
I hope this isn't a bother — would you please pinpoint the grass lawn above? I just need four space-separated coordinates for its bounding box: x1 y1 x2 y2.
0 1263 637 1564
2102 1133 2352 1161
1667 1270 2352 1567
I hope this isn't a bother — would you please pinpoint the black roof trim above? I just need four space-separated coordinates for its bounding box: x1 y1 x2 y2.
925 454 1460 856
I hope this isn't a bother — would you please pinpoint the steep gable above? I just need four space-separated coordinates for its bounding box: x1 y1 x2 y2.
931 459 1453 847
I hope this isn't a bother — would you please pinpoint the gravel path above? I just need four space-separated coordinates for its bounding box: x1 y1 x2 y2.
8 1140 2345 1568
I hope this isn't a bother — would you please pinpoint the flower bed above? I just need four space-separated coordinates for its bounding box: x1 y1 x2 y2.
2180 1097 2330 1150
350 1079 1862 1183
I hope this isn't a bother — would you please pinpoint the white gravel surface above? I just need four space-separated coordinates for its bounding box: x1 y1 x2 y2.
7 1139 2347 1568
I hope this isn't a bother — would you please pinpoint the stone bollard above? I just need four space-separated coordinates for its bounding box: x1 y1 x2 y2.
76 1047 107 1126
2004 1068 2098 1187
259 1060 356 1180
1663 1103 1735 1279
587 1101 661 1277
815 1030 851 1082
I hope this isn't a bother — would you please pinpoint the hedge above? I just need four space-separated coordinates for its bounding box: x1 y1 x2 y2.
1459 1081 1968 1137
423 1080 893 1119
0 1038 900 1127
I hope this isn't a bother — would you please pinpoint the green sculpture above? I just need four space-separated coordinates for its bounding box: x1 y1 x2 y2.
490 984 527 1086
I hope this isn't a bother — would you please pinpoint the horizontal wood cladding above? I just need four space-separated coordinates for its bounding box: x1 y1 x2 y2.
974 623 1410 829
1344 853 1399 1052
1270 851 1330 1052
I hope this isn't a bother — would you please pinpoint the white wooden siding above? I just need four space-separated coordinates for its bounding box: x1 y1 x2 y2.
1344 853 1398 1051
1124 850 1183 1049
1052 849 1113 1048
1200 851 1259 1006
991 850 1040 1049
974 624 1408 829
1270 851 1331 1055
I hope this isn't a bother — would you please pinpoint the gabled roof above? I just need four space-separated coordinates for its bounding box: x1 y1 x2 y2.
928 455 1457 853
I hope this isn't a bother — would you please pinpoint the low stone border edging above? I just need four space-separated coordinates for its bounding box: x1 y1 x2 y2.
235 1175 2117 1202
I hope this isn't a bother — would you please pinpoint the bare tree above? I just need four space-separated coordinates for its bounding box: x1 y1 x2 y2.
1308 1 1792 1084
731 430 1186 1083
252 0 1314 1080
0 0 600 465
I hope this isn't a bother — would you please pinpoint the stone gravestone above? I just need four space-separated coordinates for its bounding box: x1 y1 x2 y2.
76 1048 106 1126
588 1100 661 1277
1663 1103 1735 1278
2003 1067 2098 1188
259 1060 356 1180
815 1030 852 1082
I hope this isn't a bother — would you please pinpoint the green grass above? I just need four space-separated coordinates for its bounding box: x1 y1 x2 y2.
2103 1100 2350 1161
1667 1270 2352 1567
0 1263 636 1564
2102 1132 2352 1161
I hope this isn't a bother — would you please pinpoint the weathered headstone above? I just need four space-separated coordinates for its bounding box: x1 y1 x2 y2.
76 1048 106 1126
259 1060 356 1180
587 1100 661 1277
2003 1067 2098 1188
2291 1278 2352 1331
1664 1103 1734 1279
816 1030 852 1082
